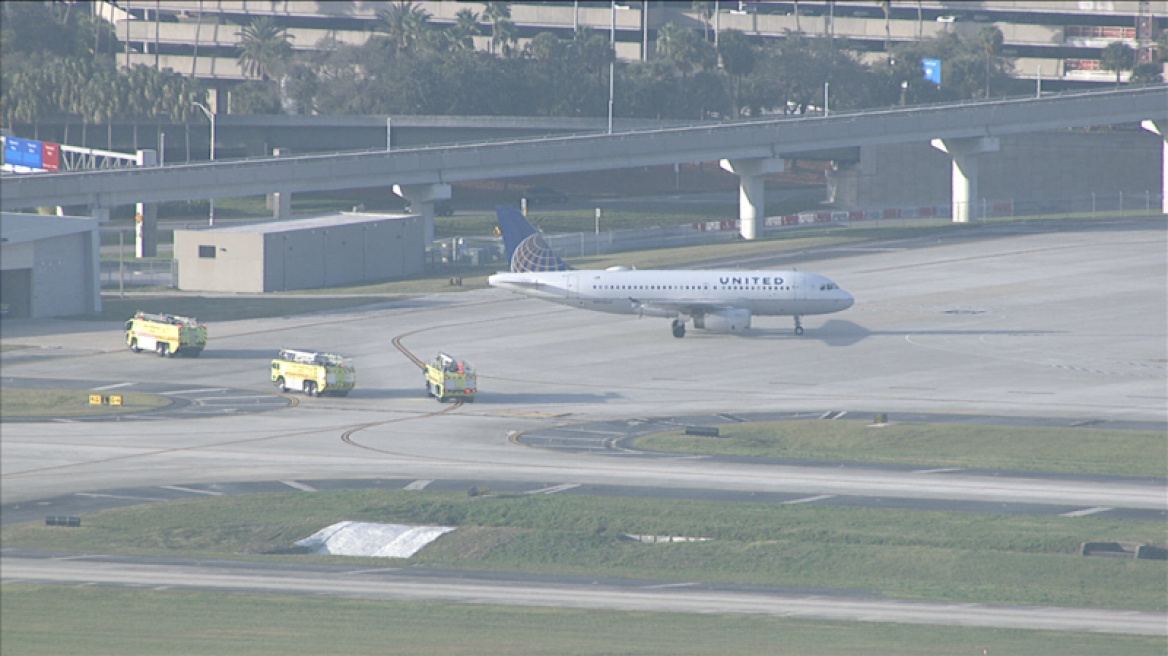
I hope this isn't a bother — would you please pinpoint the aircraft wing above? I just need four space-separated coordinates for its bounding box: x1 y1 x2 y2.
629 298 736 317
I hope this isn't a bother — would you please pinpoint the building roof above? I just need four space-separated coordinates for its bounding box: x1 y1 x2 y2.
1 212 97 245
184 212 416 235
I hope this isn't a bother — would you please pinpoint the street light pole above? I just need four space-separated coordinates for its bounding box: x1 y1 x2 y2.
193 101 216 226
608 1 615 134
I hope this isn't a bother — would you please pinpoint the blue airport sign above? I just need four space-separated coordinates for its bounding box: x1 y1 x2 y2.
922 59 942 85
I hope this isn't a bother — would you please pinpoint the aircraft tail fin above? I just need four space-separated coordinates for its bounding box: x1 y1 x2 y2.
495 205 570 272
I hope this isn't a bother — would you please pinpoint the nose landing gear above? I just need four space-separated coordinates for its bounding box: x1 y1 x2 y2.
794 316 804 335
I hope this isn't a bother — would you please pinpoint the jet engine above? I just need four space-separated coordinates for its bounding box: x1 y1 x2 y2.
694 309 751 333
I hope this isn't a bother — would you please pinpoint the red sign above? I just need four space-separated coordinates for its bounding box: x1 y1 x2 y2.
40 142 59 171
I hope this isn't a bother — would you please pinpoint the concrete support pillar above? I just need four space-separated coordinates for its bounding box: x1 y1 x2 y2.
393 183 452 247
135 149 158 258
1140 120 1168 215
719 157 785 240
88 207 107 315
930 137 999 223
267 148 293 219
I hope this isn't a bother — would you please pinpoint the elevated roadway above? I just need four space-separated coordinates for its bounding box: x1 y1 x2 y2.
4 86 1165 234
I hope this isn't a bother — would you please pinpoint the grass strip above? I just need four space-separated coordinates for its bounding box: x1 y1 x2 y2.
3 490 1164 611
2 586 1163 656
635 419 1168 478
0 388 171 418
83 295 400 322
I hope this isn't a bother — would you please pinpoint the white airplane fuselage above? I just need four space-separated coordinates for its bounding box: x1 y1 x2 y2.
489 268 854 334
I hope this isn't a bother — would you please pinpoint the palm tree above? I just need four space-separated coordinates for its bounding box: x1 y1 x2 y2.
718 30 756 118
656 22 714 78
492 19 518 58
236 16 294 80
1100 41 1136 88
692 1 714 42
976 25 1003 97
483 1 512 55
375 1 432 52
448 8 480 51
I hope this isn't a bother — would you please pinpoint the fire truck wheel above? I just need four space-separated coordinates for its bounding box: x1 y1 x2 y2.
129 339 140 353
275 377 286 393
157 343 169 357
305 381 318 397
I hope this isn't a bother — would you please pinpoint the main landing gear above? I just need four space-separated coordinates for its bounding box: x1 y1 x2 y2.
671 319 686 339
793 315 804 335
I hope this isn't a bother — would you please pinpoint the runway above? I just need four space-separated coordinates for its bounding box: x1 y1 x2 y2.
2 217 1166 634
4 552 1164 636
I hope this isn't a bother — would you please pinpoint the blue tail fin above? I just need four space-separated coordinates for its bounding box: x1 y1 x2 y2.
495 205 569 273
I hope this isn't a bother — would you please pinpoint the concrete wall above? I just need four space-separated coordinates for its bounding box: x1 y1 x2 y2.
177 215 425 293
826 130 1162 210
31 232 96 318
175 232 265 293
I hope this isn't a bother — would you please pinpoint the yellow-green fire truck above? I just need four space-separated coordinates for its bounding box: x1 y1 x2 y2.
125 311 207 357
270 348 356 397
424 352 477 403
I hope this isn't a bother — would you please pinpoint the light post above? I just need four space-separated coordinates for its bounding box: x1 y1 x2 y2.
608 2 616 134
609 3 629 134
192 101 216 226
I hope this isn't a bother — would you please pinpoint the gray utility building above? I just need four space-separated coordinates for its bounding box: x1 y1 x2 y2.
174 212 424 293
0 212 101 318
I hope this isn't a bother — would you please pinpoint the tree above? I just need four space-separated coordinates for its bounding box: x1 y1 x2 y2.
1129 62 1162 85
1100 41 1136 88
483 2 512 55
692 1 714 42
375 1 432 53
448 8 481 51
717 30 756 118
656 22 715 78
976 25 1003 98
236 17 294 80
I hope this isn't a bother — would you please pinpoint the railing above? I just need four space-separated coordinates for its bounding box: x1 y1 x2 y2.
100 259 176 289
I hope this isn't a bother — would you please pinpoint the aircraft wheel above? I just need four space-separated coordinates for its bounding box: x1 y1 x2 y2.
671 320 686 339
795 326 804 335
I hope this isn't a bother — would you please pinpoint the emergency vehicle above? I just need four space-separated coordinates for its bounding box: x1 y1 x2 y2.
125 311 207 357
424 352 477 403
270 348 356 397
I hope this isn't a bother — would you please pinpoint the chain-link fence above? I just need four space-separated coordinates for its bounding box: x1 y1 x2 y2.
100 259 177 289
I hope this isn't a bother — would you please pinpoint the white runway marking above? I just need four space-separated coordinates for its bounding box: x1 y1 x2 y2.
783 495 837 505
1061 507 1112 517
159 486 223 496
404 480 433 490
158 388 226 395
526 484 581 495
281 481 316 492
76 492 168 502
91 382 135 391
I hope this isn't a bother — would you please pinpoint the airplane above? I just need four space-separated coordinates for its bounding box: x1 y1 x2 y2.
487 206 854 338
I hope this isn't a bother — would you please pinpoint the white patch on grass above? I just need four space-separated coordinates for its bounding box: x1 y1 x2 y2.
296 521 456 558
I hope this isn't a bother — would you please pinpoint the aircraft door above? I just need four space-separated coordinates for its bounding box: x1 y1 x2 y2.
793 273 806 300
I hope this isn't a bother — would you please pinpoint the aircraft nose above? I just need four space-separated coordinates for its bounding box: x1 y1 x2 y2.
840 290 855 310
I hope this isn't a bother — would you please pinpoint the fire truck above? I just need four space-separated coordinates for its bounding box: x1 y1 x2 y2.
125 311 207 357
424 352 477 403
270 348 356 397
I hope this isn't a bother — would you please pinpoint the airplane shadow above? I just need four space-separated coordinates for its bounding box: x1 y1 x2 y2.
196 349 283 360
468 392 623 404
734 320 1063 347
